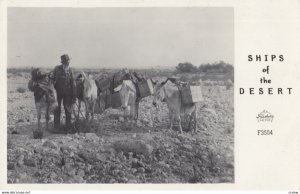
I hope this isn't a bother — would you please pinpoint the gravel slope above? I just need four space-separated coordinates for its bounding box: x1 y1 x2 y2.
7 72 234 183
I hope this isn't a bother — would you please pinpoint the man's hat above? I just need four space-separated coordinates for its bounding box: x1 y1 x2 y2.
61 54 71 62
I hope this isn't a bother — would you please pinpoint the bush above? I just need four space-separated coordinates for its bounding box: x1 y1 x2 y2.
16 87 26 93
197 61 234 82
176 62 199 73
7 68 32 74
198 61 233 74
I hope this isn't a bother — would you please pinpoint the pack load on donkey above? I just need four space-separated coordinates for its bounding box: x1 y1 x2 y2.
164 76 203 105
95 69 154 109
28 68 56 104
180 85 203 105
137 79 154 98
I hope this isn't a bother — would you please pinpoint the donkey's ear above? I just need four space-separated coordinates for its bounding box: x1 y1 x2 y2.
81 71 87 78
150 78 158 85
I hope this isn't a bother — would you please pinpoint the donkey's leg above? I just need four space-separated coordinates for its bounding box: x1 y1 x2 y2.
129 105 137 128
91 101 95 120
135 101 139 120
124 105 130 119
77 100 81 120
37 105 46 139
85 101 90 121
123 106 131 129
45 105 50 131
85 101 91 132
37 107 41 132
178 115 183 134
169 113 174 131
193 108 198 133
187 114 192 132
33 104 41 139
130 103 136 120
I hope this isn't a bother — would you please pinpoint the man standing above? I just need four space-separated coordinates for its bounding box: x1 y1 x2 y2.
52 54 76 132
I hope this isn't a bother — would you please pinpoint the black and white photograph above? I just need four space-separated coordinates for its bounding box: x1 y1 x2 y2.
6 7 234 184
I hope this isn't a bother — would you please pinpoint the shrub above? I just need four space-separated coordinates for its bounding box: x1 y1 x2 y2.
7 68 32 74
176 62 199 73
199 61 233 75
16 87 26 93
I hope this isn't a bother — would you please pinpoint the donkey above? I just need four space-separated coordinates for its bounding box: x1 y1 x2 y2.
152 79 198 133
28 68 56 139
118 80 139 120
76 72 98 122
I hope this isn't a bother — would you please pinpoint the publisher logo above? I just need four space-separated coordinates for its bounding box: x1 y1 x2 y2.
256 110 274 122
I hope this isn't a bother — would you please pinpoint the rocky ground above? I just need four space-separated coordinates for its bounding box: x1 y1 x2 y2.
7 72 234 184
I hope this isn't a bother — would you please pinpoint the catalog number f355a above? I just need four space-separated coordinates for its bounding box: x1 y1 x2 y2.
257 130 273 135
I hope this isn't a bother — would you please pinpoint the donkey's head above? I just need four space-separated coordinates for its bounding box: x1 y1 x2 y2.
78 71 97 101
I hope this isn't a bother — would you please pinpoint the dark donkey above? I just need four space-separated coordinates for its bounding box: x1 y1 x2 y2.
28 68 57 139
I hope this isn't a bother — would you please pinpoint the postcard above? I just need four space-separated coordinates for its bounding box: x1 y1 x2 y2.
0 0 299 192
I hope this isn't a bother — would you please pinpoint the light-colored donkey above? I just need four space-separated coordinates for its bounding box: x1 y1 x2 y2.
118 80 139 120
76 72 98 121
152 80 198 133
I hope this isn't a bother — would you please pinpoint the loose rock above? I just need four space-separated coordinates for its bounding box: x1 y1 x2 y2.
77 169 85 177
113 140 153 157
7 162 15 170
137 167 145 173
183 144 193 151
127 179 138 183
49 172 57 179
43 140 59 150
85 133 100 142
24 158 36 167
16 154 24 166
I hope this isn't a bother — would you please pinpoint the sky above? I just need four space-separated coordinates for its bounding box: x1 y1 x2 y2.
8 7 233 69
